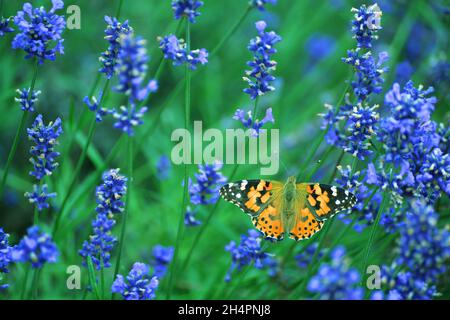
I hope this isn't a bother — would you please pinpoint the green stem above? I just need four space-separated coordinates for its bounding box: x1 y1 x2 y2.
179 164 239 274
0 112 29 197
0 58 39 197
361 191 390 288
298 73 351 181
252 96 259 120
211 6 252 57
166 19 191 300
52 114 98 237
63 0 123 161
137 4 250 145
87 256 101 300
304 146 334 182
115 0 124 18
328 149 345 182
33 202 39 226
52 77 111 238
185 21 191 128
113 134 133 285
100 265 105 300
30 268 40 300
295 219 335 297
20 267 30 300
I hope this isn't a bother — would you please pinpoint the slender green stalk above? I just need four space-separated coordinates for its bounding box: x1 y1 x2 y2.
20 267 30 300
33 202 39 226
0 58 39 197
185 22 191 127
211 6 252 56
115 0 124 18
328 149 345 182
223 243 268 299
100 264 105 300
361 191 390 287
63 0 123 160
136 5 251 145
87 256 101 300
166 19 191 300
0 112 29 197
113 134 133 283
224 263 253 300
53 78 111 238
179 164 239 273
252 96 259 121
304 146 334 182
295 218 335 297
52 114 97 237
298 74 351 181
30 268 40 300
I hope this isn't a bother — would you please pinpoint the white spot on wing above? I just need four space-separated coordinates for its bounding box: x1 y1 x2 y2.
331 186 338 196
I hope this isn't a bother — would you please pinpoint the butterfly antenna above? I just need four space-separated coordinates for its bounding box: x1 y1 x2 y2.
279 159 291 178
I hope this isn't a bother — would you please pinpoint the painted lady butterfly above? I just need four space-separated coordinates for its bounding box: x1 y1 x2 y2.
220 176 356 241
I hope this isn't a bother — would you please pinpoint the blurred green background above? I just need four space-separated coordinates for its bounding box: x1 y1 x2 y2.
0 0 448 299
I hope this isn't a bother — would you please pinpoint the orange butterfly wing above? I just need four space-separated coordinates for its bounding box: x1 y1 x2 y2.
288 183 357 241
220 179 285 241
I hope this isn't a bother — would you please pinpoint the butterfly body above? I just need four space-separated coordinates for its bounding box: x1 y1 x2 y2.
220 176 356 242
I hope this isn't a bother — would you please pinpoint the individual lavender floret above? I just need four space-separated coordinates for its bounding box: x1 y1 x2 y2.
250 0 277 11
305 33 336 64
307 246 363 300
416 148 450 196
225 229 277 282
113 105 148 136
79 169 127 270
156 155 171 180
377 81 448 202
373 265 438 300
27 114 63 180
243 21 281 100
15 88 41 112
186 48 209 70
159 35 186 66
159 34 208 69
171 0 204 23
99 16 133 79
384 81 436 123
0 228 12 290
233 107 274 137
395 60 414 84
83 92 113 122
395 200 449 283
295 243 325 269
350 4 382 48
343 103 380 160
0 229 12 274
24 184 57 211
95 169 127 216
188 162 227 205
184 206 201 226
114 34 154 103
150 245 174 279
342 50 389 102
11 226 58 268
12 1 65 64
112 262 159 300
79 213 116 270
0 17 14 36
